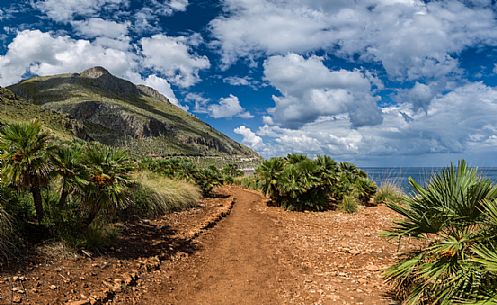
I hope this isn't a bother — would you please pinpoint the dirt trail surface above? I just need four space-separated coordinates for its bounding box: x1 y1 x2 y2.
118 187 415 305
1 187 416 305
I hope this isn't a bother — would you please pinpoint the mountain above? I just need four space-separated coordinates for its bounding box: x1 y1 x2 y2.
6 67 258 158
0 86 87 139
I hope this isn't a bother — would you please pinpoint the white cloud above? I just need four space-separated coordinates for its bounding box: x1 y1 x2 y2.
141 34 210 88
234 126 264 149
224 76 250 86
396 82 436 112
254 82 497 165
152 0 189 14
207 95 253 118
139 74 184 109
211 0 497 80
33 0 127 22
72 18 129 39
185 93 209 113
263 53 382 128
0 30 137 86
0 30 186 113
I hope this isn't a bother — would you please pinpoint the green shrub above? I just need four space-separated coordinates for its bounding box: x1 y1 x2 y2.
384 160 497 304
0 203 14 259
338 195 358 213
194 165 224 196
222 163 243 183
140 157 226 197
233 175 259 190
374 182 404 205
0 120 52 223
80 143 134 226
256 154 375 211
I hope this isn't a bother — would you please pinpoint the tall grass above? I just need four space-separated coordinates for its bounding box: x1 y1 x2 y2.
0 203 14 259
338 195 358 213
374 181 405 205
127 171 201 218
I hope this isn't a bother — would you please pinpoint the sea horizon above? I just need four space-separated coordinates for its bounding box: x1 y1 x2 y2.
363 166 497 192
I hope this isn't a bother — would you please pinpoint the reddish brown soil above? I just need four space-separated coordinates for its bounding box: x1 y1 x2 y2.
0 192 234 305
1 187 415 305
118 187 415 305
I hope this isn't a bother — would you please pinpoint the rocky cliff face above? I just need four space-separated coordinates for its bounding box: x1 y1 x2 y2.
7 67 258 158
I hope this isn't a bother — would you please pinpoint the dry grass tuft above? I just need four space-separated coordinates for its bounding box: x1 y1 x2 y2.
129 171 201 218
374 181 405 205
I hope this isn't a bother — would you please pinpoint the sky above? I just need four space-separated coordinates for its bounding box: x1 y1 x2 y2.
2 0 497 166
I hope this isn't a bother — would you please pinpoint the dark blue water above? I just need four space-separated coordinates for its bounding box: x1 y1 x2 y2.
364 167 497 193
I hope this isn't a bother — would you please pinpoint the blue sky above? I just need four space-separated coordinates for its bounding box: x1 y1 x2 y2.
2 0 497 166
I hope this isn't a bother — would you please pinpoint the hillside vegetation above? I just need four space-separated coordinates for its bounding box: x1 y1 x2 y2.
0 120 240 259
237 154 377 212
7 67 257 159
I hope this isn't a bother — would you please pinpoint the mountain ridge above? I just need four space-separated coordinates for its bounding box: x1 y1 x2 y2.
5 67 258 159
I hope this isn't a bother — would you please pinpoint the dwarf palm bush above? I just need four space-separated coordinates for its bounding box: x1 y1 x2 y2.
256 157 284 198
385 160 497 304
256 154 375 211
81 143 134 226
51 142 87 207
276 157 330 211
0 121 53 222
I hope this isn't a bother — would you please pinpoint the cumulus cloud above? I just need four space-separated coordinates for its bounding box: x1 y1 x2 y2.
33 0 127 22
211 0 497 80
234 126 264 149
141 34 210 88
255 82 497 164
0 30 186 113
263 54 382 128
185 92 210 113
207 95 253 118
72 18 129 39
138 74 184 109
151 0 189 15
0 30 137 86
396 82 437 112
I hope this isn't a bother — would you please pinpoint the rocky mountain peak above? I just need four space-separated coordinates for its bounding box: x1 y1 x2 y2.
80 66 111 79
79 67 140 99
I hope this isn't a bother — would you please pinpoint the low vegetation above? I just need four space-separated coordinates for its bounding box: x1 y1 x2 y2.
374 181 405 205
126 171 201 218
255 154 377 211
0 120 232 260
385 160 497 304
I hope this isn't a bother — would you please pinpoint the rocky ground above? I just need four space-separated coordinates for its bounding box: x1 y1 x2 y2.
0 187 417 305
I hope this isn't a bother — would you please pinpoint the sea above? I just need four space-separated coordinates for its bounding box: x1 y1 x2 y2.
363 167 497 193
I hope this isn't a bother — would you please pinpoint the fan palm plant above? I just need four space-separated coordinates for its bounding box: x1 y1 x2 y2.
0 121 52 223
51 143 88 207
277 158 328 211
256 157 284 198
81 144 134 226
385 160 497 304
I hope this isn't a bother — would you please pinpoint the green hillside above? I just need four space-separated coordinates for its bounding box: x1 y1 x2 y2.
7 67 258 159
0 87 86 140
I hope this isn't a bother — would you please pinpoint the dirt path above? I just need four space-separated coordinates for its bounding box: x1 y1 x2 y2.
128 187 295 304
119 187 412 305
